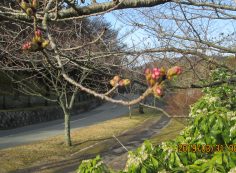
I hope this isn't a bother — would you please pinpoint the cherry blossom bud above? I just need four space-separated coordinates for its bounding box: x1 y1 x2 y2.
22 42 31 51
110 79 116 87
156 87 162 95
167 66 182 79
175 66 182 75
145 73 152 81
32 0 38 9
151 73 156 79
148 78 156 87
35 29 42 37
160 67 166 76
119 79 124 86
26 8 33 16
42 40 49 48
123 79 130 86
113 75 120 83
145 68 151 75
153 84 164 98
20 1 28 10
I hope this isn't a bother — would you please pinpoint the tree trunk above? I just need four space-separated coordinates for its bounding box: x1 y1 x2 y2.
63 108 72 146
129 105 132 119
27 95 31 107
44 99 48 106
3 94 6 109
138 89 144 114
139 104 144 114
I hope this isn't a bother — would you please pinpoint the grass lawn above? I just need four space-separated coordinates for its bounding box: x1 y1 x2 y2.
150 118 188 145
0 108 160 173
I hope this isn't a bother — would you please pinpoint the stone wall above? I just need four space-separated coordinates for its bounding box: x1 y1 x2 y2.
0 98 102 129
0 92 93 109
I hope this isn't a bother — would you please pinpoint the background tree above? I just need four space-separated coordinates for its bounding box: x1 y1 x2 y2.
0 1 125 146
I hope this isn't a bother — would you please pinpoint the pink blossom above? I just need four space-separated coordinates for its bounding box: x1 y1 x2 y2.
173 66 182 75
153 84 164 97
22 42 31 50
153 68 159 72
151 73 156 79
35 29 42 37
156 87 162 95
154 71 161 76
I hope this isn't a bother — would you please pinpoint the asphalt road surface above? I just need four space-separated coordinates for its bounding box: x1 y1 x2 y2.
0 99 131 149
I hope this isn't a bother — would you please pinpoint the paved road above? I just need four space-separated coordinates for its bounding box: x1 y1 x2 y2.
0 100 131 149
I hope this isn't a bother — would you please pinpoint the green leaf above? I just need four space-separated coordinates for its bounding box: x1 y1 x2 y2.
194 159 206 165
188 152 197 162
178 152 188 165
230 127 236 138
214 154 223 165
174 153 182 166
169 153 175 169
205 135 212 144
208 115 216 127
151 157 159 168
216 164 226 173
141 167 146 173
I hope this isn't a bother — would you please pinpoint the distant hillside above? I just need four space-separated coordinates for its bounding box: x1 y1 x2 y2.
132 55 236 88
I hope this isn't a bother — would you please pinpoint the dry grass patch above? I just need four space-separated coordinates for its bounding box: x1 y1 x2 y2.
0 108 159 173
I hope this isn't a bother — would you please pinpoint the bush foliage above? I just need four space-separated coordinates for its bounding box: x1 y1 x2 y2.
77 155 110 173
77 68 236 173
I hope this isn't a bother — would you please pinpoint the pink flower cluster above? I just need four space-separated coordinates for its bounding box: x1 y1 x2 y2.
22 42 31 50
145 67 165 87
144 66 182 98
151 68 162 80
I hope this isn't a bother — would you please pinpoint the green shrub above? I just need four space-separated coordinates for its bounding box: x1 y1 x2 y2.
123 141 159 173
77 155 110 173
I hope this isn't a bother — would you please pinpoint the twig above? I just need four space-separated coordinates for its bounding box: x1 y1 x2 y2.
112 134 128 152
128 105 132 119
139 103 188 118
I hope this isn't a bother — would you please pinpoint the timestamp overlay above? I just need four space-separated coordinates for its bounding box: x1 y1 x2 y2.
178 144 236 153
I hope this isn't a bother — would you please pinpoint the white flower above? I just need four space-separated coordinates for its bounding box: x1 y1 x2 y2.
125 153 143 171
180 130 185 135
228 167 236 173
94 161 103 168
227 111 236 118
141 152 148 160
208 96 219 103
230 125 236 137
196 134 202 140
230 116 236 121
186 137 192 141
162 142 169 152
196 109 202 113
